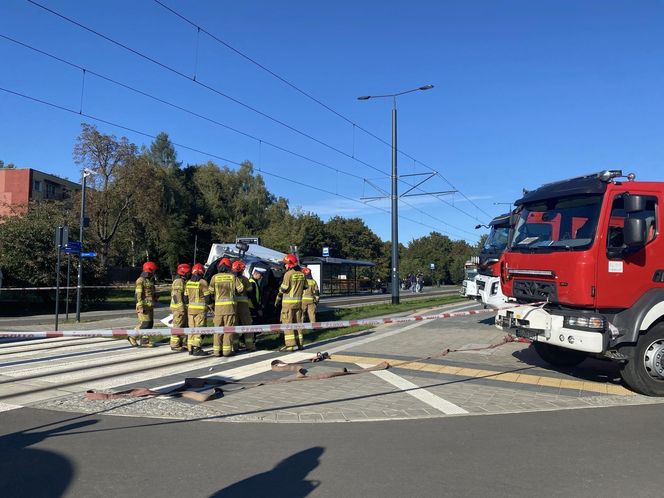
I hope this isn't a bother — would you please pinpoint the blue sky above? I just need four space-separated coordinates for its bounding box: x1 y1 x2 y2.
1 0 663 246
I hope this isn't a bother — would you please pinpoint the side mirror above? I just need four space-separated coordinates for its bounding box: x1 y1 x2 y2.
624 218 646 248
624 194 645 213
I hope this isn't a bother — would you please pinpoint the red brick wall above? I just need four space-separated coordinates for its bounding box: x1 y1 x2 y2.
0 169 31 216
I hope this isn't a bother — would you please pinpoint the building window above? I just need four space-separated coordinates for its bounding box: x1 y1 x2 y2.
46 183 57 197
33 180 41 192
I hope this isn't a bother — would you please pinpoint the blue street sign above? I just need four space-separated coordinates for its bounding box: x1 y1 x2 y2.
322 246 330 257
64 241 81 252
80 252 97 258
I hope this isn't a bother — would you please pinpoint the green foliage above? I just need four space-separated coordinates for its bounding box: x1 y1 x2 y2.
2 124 478 289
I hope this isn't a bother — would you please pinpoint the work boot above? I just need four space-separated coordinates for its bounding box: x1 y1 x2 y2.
191 347 210 357
170 346 184 352
140 337 153 348
127 337 138 347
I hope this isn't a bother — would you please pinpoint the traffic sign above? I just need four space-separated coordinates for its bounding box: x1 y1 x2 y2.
322 246 330 257
80 252 97 258
430 263 435 270
64 241 81 253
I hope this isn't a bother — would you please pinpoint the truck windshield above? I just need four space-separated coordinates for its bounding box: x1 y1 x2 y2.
464 268 478 280
482 225 510 252
511 195 602 251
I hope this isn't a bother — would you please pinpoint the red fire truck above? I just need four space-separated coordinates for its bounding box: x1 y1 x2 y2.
496 170 664 395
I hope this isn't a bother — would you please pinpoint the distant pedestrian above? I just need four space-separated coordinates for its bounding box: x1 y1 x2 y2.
410 273 417 293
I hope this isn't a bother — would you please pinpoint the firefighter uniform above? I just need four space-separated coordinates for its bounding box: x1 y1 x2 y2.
277 267 307 350
134 271 157 347
236 274 256 351
169 275 188 351
209 270 244 357
302 276 320 324
248 274 263 321
186 274 209 355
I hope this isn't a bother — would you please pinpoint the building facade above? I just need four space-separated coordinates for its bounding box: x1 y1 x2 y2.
0 168 80 216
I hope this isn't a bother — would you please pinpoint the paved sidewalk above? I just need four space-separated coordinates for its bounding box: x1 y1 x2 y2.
15 301 662 423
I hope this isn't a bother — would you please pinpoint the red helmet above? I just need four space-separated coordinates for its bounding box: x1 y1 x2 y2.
302 266 311 275
218 257 232 270
283 253 298 268
232 260 246 273
177 263 191 276
143 261 157 274
191 263 205 275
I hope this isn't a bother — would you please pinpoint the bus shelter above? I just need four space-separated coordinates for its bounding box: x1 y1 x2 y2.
300 256 376 296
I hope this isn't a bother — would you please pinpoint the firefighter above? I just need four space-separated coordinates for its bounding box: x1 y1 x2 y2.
276 253 307 351
133 261 158 347
248 267 266 322
301 266 320 324
169 263 190 352
186 263 210 357
208 257 244 357
232 260 256 351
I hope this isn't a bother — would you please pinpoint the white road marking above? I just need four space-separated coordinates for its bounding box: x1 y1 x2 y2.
0 401 22 412
357 362 468 415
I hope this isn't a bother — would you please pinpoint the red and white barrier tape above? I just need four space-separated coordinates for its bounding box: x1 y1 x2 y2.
0 307 497 339
0 284 170 291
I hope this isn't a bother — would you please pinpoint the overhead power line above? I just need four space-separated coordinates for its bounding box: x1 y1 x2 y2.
0 84 479 242
26 0 490 226
152 0 494 220
0 32 478 239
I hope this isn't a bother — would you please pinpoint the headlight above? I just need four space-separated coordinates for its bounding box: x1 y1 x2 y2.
491 282 499 295
564 315 605 330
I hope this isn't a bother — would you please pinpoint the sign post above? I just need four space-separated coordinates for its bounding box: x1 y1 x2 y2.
430 262 436 288
54 226 69 331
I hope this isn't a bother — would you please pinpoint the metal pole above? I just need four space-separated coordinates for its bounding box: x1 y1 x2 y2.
193 233 198 265
55 244 61 331
391 97 400 305
75 173 86 322
65 254 71 320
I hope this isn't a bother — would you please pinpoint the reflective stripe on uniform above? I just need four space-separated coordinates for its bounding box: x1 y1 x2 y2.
215 300 235 305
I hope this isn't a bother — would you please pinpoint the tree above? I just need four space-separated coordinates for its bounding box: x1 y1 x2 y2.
147 132 181 170
73 123 140 266
0 202 70 287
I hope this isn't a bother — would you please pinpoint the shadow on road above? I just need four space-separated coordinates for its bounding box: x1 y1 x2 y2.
512 344 623 384
210 446 324 498
0 419 98 498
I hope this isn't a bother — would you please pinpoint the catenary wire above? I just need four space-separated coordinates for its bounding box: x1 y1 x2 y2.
0 84 479 242
0 32 479 238
25 0 490 225
152 0 494 220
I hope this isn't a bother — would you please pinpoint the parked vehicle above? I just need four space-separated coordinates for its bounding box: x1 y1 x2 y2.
460 259 479 299
475 213 511 308
495 170 664 395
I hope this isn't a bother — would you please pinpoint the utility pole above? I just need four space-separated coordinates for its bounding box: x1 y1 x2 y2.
76 168 93 322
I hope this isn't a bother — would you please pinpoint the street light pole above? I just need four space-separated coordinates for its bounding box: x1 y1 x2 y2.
76 169 93 322
357 85 434 305
391 97 399 304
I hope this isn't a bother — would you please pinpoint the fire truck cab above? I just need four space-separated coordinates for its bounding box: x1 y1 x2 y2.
496 170 664 395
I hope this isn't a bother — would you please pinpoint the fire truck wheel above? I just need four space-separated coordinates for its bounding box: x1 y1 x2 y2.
620 323 664 396
533 342 587 367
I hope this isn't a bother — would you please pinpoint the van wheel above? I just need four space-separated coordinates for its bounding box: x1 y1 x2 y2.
620 323 664 396
533 342 587 367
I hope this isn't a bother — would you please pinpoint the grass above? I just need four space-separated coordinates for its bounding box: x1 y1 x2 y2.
255 294 466 350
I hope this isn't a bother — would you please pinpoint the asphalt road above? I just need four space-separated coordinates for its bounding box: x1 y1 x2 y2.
1 403 662 498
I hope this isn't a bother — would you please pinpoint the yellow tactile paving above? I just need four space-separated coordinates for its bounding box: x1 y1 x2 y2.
330 353 634 396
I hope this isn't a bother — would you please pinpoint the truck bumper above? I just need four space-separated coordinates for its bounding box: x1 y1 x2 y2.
495 305 605 354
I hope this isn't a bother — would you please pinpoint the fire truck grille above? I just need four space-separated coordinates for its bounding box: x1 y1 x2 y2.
513 279 558 303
